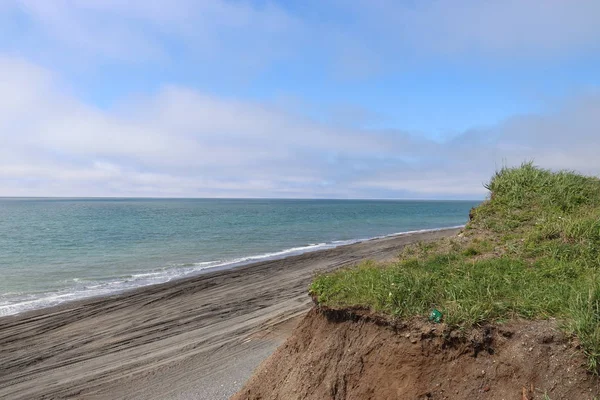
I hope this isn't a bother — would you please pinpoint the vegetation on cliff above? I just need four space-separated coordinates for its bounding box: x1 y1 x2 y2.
310 163 600 371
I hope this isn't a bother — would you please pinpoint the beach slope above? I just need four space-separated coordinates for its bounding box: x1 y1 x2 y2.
0 228 459 400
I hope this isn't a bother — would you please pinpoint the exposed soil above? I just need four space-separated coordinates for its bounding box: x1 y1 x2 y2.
233 307 600 400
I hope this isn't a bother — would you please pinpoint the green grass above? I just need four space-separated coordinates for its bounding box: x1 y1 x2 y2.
310 163 600 372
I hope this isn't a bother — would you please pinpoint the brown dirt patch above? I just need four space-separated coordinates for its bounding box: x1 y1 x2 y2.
232 307 600 400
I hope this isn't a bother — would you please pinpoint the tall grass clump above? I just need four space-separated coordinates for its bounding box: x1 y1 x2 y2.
310 163 600 372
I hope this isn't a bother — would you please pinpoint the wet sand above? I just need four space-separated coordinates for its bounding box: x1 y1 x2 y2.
0 228 460 399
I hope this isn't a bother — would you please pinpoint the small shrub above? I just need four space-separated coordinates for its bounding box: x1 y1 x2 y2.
462 247 479 257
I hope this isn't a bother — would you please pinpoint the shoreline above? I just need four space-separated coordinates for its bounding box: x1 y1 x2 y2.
0 227 461 400
1 225 464 318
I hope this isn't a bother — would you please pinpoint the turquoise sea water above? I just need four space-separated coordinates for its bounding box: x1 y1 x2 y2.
0 198 480 316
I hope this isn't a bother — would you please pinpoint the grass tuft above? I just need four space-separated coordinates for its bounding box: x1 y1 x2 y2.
310 163 600 372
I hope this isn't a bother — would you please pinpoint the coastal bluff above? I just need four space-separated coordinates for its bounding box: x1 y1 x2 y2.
234 164 600 400
232 306 595 400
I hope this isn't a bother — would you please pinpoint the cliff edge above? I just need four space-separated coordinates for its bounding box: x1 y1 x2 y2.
234 164 600 399
233 307 596 399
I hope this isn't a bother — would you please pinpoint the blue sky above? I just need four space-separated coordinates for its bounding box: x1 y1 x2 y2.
0 0 599 198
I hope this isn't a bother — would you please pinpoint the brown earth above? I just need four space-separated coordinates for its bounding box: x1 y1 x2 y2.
233 307 600 400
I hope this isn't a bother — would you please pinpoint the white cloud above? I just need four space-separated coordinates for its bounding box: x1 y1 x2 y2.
3 0 599 80
346 0 600 59
4 0 302 67
0 56 599 199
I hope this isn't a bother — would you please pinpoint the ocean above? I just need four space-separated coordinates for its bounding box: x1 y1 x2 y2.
0 198 480 316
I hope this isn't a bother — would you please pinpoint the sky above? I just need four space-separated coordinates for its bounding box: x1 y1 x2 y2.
0 0 599 199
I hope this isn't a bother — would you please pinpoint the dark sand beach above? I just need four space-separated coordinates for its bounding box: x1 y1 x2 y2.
0 228 460 400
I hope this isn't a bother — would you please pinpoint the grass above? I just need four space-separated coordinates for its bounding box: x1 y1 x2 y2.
310 162 600 372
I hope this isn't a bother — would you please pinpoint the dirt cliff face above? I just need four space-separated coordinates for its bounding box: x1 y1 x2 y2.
232 308 599 400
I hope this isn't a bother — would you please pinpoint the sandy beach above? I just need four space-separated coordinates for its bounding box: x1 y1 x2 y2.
0 228 460 400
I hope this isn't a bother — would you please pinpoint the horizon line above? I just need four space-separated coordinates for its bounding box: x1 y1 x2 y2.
0 196 485 201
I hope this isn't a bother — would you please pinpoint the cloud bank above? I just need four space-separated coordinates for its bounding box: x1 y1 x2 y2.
1 56 598 199
4 0 600 72
350 0 600 58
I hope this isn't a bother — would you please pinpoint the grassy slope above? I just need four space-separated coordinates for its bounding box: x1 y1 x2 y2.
310 163 600 371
